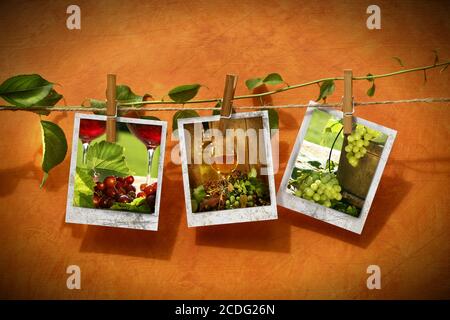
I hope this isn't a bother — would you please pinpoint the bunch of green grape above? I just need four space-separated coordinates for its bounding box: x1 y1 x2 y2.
344 124 379 167
292 171 342 207
224 177 268 209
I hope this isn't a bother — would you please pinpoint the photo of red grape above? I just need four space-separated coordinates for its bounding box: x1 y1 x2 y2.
92 175 156 213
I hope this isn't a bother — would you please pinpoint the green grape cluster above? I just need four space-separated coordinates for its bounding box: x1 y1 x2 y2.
224 177 268 209
344 124 379 167
292 171 342 207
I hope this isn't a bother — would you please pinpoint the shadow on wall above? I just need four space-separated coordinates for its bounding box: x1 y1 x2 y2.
281 164 413 248
63 168 183 260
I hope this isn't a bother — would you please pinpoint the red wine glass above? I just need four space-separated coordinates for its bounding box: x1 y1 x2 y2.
79 119 106 164
126 123 162 184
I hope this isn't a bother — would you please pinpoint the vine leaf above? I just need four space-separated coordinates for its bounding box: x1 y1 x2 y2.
316 80 335 101
168 84 201 103
265 108 279 130
116 85 151 104
307 160 322 169
115 84 151 115
172 109 200 132
73 167 95 208
392 56 405 67
40 120 68 187
262 73 284 86
84 140 131 181
246 73 285 90
212 101 222 115
212 101 237 116
366 73 376 97
0 74 54 107
367 83 376 97
34 89 63 116
245 78 263 90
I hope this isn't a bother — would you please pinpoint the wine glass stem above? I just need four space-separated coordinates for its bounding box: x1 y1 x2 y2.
147 147 155 184
82 142 89 165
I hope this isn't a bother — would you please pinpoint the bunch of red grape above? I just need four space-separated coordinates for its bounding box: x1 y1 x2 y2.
138 182 157 212
93 175 137 209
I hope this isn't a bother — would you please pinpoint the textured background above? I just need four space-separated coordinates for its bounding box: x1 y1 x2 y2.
0 0 449 299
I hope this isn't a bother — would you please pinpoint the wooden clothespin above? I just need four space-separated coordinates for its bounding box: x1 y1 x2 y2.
218 74 238 132
343 69 353 135
220 74 238 118
106 74 117 142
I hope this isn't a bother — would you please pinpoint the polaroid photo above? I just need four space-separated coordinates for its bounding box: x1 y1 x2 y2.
66 113 167 231
177 111 277 227
277 106 396 234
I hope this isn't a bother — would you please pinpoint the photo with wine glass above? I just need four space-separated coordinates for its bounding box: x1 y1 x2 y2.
66 113 167 231
178 111 277 227
277 107 396 234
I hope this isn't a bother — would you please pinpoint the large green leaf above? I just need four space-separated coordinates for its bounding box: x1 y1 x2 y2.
40 120 68 187
263 73 284 86
172 109 200 131
84 140 131 180
168 84 201 103
0 74 53 107
316 80 335 101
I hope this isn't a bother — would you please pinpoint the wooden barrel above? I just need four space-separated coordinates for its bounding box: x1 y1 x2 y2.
337 137 383 208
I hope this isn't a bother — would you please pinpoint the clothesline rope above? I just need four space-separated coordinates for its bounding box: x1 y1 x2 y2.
0 97 448 112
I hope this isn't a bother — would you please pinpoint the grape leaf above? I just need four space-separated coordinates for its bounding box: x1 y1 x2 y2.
324 119 343 134
263 73 284 86
265 108 279 130
34 89 63 116
73 192 94 208
0 74 53 107
40 120 68 187
367 82 376 97
307 160 322 169
168 84 201 103
172 109 200 131
116 84 151 113
110 197 151 213
84 141 131 181
245 78 263 90
316 80 335 101
73 167 95 208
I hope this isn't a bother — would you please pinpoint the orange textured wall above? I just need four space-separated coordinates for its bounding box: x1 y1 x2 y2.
0 0 449 299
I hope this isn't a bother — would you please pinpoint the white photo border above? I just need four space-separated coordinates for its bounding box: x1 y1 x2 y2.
65 113 167 231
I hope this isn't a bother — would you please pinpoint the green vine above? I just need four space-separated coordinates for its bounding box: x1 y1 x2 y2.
0 55 448 187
